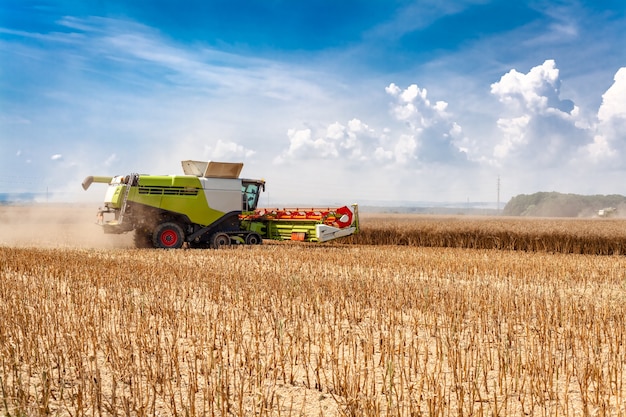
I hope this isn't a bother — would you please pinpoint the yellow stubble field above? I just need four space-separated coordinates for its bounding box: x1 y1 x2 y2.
2 206 626 416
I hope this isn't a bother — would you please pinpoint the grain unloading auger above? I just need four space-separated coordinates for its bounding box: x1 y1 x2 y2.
82 160 359 249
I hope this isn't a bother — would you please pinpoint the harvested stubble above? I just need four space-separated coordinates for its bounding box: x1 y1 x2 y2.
2 242 626 416
347 214 626 254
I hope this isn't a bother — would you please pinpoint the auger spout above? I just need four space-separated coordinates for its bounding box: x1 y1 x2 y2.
82 176 113 190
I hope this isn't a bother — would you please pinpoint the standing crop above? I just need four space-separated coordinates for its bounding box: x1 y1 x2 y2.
348 214 626 254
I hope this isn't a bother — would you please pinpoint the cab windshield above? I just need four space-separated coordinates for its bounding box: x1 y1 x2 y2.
242 181 264 211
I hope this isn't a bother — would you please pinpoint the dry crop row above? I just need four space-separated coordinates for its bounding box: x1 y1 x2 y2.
2 243 626 416
348 214 626 254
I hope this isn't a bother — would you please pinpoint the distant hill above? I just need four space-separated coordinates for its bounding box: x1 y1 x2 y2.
502 192 626 217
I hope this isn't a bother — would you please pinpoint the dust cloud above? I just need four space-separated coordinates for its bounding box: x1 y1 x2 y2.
0 204 134 249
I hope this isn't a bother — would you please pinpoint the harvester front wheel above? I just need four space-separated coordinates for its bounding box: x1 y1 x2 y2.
153 222 185 249
212 232 231 249
245 232 263 245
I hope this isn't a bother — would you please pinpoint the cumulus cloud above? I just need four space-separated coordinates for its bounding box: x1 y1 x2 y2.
273 60 626 187
582 68 626 163
386 83 450 129
597 68 626 123
275 83 470 167
487 61 626 172
274 118 381 164
392 134 418 164
493 115 531 159
491 60 568 114
385 83 470 163
582 135 616 162
489 60 589 167
51 154 63 161
204 139 255 160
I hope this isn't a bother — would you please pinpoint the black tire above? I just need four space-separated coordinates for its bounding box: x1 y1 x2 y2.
134 227 153 248
212 232 231 249
153 222 185 249
245 232 263 245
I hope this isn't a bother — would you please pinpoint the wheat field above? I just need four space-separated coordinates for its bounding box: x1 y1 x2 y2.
1 206 626 416
348 213 626 255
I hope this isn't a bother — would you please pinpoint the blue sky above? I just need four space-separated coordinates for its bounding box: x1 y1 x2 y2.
1 0 625 206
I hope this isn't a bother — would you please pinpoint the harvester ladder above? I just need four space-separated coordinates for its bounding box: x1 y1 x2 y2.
118 173 138 224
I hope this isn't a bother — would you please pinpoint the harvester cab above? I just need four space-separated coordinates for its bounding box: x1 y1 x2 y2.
82 160 358 249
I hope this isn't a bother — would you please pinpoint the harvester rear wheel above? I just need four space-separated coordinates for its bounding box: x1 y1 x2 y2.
153 222 185 249
245 232 263 245
212 232 231 249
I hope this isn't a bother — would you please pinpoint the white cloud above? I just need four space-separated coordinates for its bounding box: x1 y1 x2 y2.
270 62 626 202
578 67 626 165
582 135 616 162
489 60 592 167
487 63 626 174
274 82 471 168
386 83 449 129
393 134 418 164
493 116 531 159
598 68 626 123
385 83 470 163
384 83 401 96
51 154 63 161
491 60 568 114
275 119 381 164
374 146 393 161
204 139 256 160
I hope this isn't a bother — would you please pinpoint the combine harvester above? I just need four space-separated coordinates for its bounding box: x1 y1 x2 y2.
82 160 359 248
